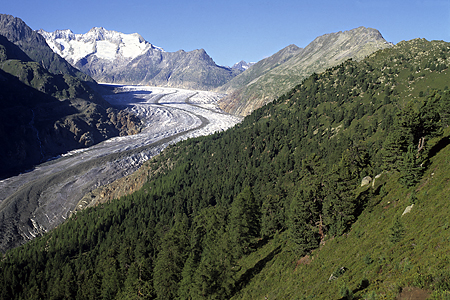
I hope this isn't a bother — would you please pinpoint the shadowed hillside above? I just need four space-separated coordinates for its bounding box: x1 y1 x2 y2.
0 15 142 178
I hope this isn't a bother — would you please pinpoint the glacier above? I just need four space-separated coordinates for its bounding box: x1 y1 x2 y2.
0 85 241 252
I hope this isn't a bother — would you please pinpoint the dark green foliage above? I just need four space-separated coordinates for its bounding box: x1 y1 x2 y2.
260 194 286 238
228 187 260 259
288 188 320 254
398 145 424 187
382 91 444 186
389 216 405 244
184 206 235 299
153 214 189 299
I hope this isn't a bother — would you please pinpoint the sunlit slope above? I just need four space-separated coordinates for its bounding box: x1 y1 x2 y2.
218 26 392 116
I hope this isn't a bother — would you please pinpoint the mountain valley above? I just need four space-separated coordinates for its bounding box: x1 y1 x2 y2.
1 12 450 300
0 84 239 251
0 15 141 178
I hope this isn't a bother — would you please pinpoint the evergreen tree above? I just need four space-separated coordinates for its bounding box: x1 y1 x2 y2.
260 194 286 238
440 91 450 127
228 187 260 259
389 216 405 244
323 148 365 236
382 126 411 171
288 188 320 254
153 214 189 300
178 210 210 299
100 256 121 300
399 144 424 187
190 207 234 299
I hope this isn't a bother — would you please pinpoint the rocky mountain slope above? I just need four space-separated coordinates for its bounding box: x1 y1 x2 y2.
0 15 141 178
39 27 241 90
217 26 393 116
0 14 93 82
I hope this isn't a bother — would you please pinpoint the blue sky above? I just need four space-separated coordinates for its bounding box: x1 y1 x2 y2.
2 0 449 67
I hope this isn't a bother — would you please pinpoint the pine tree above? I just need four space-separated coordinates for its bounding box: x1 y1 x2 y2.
389 216 405 244
178 210 209 299
288 188 320 254
260 194 285 238
322 148 366 235
228 187 260 259
381 126 411 171
189 206 234 299
153 214 189 300
399 144 424 187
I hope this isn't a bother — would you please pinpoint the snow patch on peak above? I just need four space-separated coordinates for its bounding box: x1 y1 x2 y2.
40 29 75 41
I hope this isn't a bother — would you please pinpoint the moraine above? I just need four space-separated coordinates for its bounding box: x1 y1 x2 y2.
0 85 241 252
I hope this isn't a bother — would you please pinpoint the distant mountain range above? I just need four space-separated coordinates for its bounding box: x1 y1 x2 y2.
0 13 395 176
39 26 393 116
39 27 242 90
216 26 393 116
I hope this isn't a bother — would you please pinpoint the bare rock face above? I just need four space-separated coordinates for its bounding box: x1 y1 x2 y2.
79 131 94 146
111 109 142 136
218 26 393 116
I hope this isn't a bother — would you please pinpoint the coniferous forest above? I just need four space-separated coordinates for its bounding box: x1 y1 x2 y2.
2 38 450 299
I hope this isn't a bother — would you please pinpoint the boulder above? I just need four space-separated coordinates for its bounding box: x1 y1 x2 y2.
361 176 372 187
402 204 414 216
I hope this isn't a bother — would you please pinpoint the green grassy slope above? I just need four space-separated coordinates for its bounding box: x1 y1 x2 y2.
231 128 450 299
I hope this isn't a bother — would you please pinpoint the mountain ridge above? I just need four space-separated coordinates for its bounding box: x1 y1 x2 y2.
39 27 242 90
0 14 93 82
38 27 164 64
217 26 393 116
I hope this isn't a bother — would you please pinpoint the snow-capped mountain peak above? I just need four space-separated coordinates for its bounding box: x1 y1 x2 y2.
38 27 164 63
231 60 256 71
37 26 237 90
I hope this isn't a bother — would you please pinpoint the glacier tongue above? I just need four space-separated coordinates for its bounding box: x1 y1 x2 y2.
38 27 164 63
